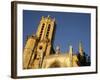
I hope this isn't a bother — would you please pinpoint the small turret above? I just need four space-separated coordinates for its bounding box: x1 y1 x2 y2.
41 16 45 20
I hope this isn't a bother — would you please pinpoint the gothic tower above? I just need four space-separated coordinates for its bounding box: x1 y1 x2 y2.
23 15 56 69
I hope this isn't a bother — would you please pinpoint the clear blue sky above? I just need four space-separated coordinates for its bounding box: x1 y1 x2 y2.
23 10 90 56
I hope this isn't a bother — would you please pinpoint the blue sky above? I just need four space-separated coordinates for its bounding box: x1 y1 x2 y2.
23 10 91 56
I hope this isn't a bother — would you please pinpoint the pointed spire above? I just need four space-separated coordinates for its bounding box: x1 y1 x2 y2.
47 15 50 18
56 45 60 54
69 45 73 67
79 41 84 56
69 45 73 55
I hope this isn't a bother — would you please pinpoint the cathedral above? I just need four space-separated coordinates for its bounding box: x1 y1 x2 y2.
23 15 90 69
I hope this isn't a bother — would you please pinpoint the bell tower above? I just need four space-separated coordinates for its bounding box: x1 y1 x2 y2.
23 15 56 69
35 15 55 57
36 15 55 42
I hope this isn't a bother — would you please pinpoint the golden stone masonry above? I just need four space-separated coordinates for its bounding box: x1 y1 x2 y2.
23 15 90 69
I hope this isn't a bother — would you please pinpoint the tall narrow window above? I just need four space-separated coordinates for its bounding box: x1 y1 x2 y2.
39 23 45 39
46 24 51 37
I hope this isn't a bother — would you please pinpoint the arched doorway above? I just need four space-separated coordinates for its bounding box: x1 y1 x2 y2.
49 61 61 68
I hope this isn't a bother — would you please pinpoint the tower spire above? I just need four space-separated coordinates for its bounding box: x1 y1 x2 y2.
69 45 73 67
56 45 60 54
47 15 50 18
69 45 73 54
79 41 84 56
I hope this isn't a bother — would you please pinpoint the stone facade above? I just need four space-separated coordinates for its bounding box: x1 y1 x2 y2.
23 16 90 69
